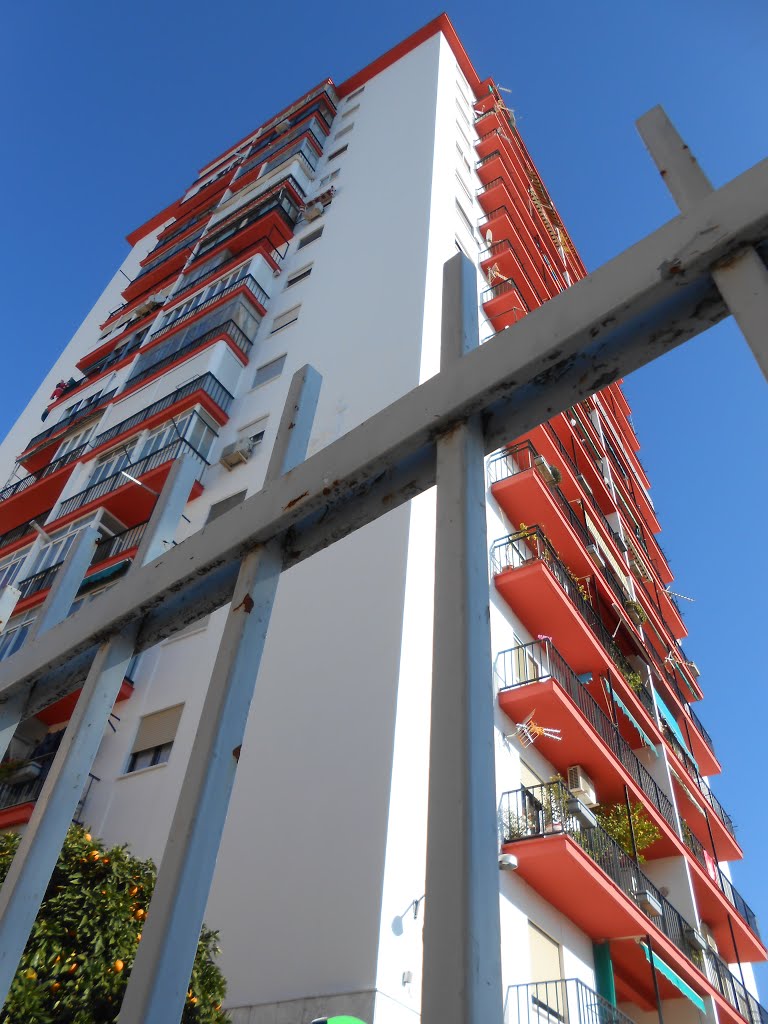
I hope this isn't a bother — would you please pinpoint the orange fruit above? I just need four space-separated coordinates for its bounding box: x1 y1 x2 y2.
51 982 61 993
24 968 37 980
134 908 145 920
90 851 100 861
129 886 139 896
114 960 124 973
69 963 78 974
136 933 142 942
84 833 92 842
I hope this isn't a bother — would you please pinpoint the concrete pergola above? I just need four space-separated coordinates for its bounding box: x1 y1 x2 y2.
0 108 765 1024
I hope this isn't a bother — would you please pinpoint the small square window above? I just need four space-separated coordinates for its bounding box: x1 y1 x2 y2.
327 145 348 161
253 355 287 386
342 104 359 119
319 169 341 187
126 705 183 774
206 490 247 525
297 226 323 249
334 124 353 140
345 86 365 102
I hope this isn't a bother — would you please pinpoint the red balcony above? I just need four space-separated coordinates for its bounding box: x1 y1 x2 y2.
36 680 134 729
481 278 530 331
54 438 207 531
667 744 742 862
501 783 762 1024
0 443 90 533
478 207 551 307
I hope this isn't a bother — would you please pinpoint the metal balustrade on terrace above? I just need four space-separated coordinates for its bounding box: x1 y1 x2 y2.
137 228 206 277
0 751 99 830
125 321 252 392
680 825 764 959
92 374 233 451
0 512 53 556
173 242 285 303
480 238 548 308
0 444 89 505
194 191 299 261
152 206 216 253
22 389 118 457
148 275 268 343
14 521 149 607
506 979 635 1024
491 527 643 694
236 127 324 182
496 639 674 830
500 782 768 1024
56 438 208 521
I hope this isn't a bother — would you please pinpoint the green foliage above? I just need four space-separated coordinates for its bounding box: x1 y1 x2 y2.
623 600 647 625
621 668 644 694
595 803 661 862
0 826 227 1023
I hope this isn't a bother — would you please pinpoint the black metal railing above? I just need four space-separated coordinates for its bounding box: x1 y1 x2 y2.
496 639 675 829
125 321 252 391
91 521 149 564
150 206 214 254
237 127 323 179
174 243 284 302
490 527 637 684
134 229 205 280
662 724 736 840
501 782 768 1024
479 238 547 307
507 978 636 1024
481 277 531 311
23 390 118 454
149 275 268 341
83 331 146 381
0 444 89 505
0 511 53 554
57 439 208 518
0 753 57 811
681 823 760 938
195 190 299 260
93 374 234 449
15 562 64 601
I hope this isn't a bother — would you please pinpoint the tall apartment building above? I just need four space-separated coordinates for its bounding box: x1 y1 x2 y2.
0 14 763 1024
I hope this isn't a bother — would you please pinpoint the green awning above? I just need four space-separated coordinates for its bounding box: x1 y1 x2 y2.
610 690 659 756
654 691 699 771
640 942 707 1013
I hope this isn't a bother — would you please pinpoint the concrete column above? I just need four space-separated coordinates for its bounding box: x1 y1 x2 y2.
421 253 504 1024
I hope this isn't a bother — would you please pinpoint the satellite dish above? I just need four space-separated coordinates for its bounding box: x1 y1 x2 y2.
485 229 493 245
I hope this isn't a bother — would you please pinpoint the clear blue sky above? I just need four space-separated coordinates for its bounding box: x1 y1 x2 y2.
2 0 767 986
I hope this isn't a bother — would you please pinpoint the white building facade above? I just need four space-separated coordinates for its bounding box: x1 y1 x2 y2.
0 15 763 1024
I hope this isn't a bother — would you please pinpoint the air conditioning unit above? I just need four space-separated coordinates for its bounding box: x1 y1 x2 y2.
586 543 605 568
567 765 597 807
303 202 324 222
273 118 292 134
219 441 252 470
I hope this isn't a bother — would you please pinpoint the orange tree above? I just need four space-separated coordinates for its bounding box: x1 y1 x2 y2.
0 825 227 1023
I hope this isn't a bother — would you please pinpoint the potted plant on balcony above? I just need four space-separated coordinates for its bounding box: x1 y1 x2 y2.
595 802 661 863
621 668 645 694
533 456 562 487
3 759 42 786
623 599 647 626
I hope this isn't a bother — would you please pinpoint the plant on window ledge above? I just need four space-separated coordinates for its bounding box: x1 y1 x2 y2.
621 667 645 694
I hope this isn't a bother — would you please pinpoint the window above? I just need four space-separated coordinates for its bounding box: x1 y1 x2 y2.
206 491 247 525
334 124 353 140
455 100 471 130
345 86 365 102
0 551 29 590
68 581 118 617
286 264 312 288
297 226 323 249
456 121 471 151
327 145 348 161
0 617 35 662
253 354 287 387
319 169 340 187
270 307 300 335
455 200 477 243
139 411 216 462
528 923 563 1017
54 424 94 460
89 443 138 486
126 704 184 774
455 171 473 204
342 104 359 119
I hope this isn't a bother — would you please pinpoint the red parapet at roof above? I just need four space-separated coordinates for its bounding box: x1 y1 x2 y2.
126 199 180 248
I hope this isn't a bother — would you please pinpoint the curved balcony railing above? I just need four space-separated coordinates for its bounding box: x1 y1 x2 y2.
125 321 252 392
501 783 767 1024
23 390 118 455
149 275 268 343
93 374 234 450
497 639 675 830
57 438 208 519
0 444 89 505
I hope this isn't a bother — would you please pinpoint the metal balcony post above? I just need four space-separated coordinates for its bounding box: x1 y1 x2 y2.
117 365 321 1024
422 253 504 1024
